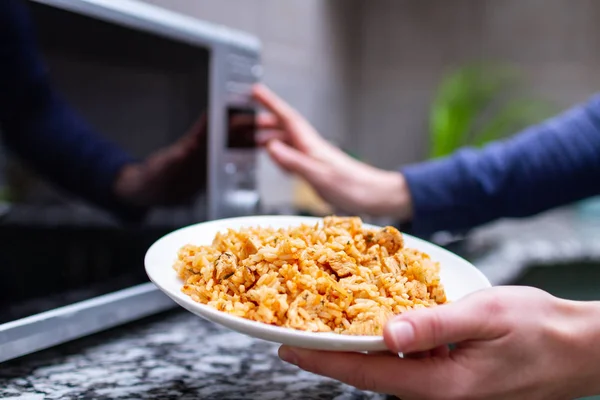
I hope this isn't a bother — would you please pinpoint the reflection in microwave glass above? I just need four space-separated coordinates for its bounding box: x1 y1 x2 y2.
227 107 257 149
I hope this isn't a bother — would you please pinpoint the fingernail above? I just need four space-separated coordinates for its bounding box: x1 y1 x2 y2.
278 346 299 366
387 321 415 352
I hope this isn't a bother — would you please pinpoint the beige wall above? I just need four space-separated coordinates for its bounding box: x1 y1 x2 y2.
352 0 600 169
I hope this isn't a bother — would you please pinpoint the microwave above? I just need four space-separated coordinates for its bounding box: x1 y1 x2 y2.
0 0 262 362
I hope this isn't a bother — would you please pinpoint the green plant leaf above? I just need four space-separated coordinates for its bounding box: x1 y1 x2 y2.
428 63 524 158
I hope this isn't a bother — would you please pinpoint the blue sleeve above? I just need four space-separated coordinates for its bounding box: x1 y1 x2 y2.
401 93 600 238
0 0 145 222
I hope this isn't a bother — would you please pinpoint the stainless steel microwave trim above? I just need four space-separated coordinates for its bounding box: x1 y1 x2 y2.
0 283 177 363
0 0 263 363
29 0 261 53
28 0 263 222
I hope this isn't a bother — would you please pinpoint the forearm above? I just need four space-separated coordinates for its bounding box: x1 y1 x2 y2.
565 299 600 399
400 94 600 237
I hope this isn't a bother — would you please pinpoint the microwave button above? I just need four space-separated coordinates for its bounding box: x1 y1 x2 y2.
226 81 252 94
252 64 263 78
225 162 238 175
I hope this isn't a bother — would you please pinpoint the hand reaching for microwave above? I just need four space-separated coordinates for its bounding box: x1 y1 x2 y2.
252 84 413 221
112 82 416 215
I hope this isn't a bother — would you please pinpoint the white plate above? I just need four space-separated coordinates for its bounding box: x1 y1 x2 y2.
144 215 491 352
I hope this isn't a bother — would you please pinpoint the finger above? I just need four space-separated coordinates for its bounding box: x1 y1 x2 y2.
404 345 449 359
256 131 288 146
252 84 325 152
252 84 299 124
266 140 327 182
278 346 452 396
255 113 282 131
383 293 506 354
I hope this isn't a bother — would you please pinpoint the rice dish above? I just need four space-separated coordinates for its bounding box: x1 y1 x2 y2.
174 216 447 336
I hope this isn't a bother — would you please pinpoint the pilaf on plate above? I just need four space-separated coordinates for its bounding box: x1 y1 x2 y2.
174 216 447 336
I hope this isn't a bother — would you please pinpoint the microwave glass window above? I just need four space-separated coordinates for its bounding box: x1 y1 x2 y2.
0 1 213 323
26 0 210 197
227 107 257 149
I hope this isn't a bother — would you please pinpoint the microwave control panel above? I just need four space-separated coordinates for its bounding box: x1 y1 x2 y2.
217 49 262 219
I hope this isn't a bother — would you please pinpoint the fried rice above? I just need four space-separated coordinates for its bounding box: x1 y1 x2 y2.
174 216 447 336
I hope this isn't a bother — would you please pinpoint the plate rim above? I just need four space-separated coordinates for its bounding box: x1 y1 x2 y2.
144 215 492 351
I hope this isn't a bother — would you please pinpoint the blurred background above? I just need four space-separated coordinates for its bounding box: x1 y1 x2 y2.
1 0 599 307
134 0 600 303
141 0 600 211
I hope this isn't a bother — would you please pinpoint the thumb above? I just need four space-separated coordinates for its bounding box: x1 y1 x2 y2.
384 293 506 353
266 139 327 183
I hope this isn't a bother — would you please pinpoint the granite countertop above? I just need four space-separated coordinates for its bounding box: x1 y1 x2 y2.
0 206 598 399
0 310 388 400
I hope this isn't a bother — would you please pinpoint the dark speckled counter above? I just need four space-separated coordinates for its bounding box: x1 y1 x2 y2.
1 207 598 399
0 310 386 400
